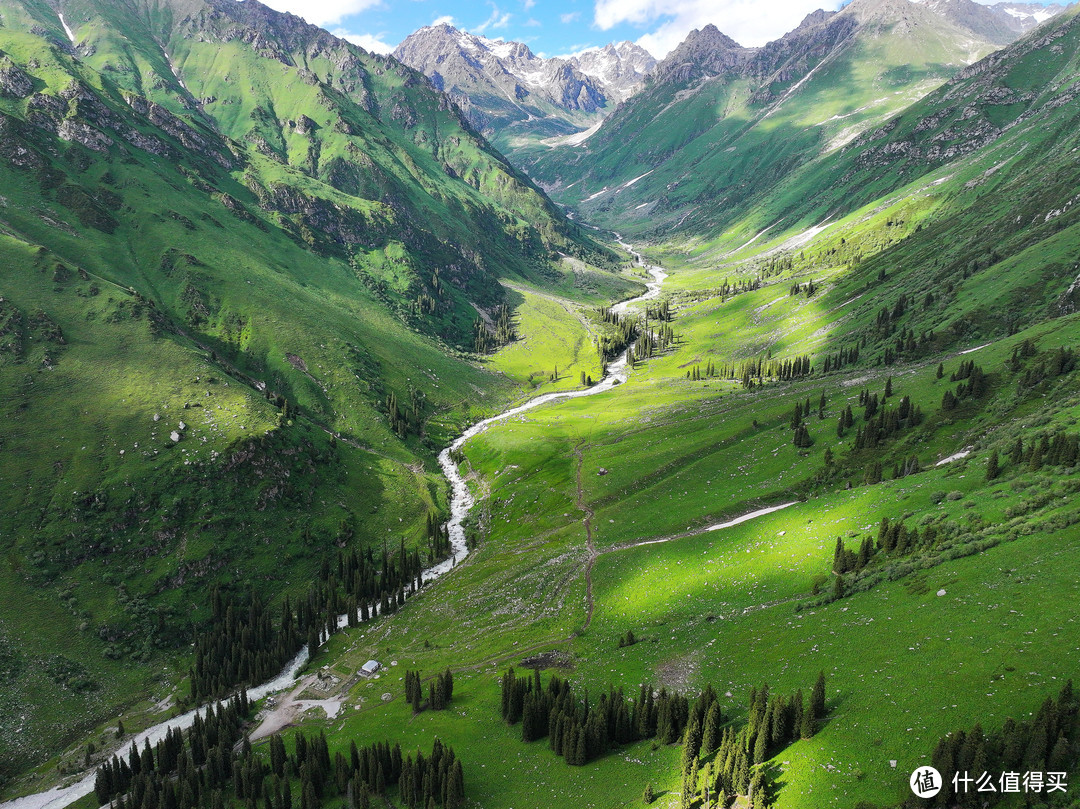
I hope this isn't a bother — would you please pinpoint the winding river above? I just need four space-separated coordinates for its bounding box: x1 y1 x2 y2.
437 240 666 567
2 240 666 809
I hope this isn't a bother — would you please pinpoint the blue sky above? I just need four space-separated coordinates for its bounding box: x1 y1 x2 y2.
257 0 1068 59
257 0 844 56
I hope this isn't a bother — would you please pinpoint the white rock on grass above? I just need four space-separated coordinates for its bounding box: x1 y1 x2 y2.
170 431 181 442
937 589 947 597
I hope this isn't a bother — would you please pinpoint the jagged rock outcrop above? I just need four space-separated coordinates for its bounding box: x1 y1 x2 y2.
650 24 752 85
393 24 655 146
0 56 33 98
569 41 656 103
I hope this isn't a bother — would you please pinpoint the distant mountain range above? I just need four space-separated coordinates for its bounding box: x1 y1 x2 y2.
522 0 1070 239
391 2 1065 162
393 25 656 153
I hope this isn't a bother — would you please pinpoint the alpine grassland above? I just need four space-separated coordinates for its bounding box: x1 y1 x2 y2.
5 1 1080 808
0 0 624 787
207 301 1080 808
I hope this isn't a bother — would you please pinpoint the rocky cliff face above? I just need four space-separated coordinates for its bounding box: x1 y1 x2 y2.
394 24 605 116
393 24 655 147
649 24 753 85
568 42 656 103
984 1 1066 33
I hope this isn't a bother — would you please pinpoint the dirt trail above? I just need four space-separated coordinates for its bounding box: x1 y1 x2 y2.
574 443 598 631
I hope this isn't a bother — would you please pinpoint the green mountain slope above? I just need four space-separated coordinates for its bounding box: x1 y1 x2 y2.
525 0 1016 240
8 0 1080 806
240 9 1080 809
0 0 620 784
657 2 1080 347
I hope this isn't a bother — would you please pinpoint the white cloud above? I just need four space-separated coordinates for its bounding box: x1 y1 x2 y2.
260 0 383 29
523 0 536 9
524 17 542 27
593 0 842 57
432 15 456 26
333 28 395 53
474 4 512 33
560 11 582 23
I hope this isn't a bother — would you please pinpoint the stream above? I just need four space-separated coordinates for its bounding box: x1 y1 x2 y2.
1 240 665 809
437 239 666 566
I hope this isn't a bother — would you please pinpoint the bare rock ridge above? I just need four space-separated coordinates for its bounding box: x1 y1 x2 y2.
392 24 656 144
571 41 658 102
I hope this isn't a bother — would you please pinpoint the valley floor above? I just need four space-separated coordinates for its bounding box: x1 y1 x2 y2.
8 220 1080 809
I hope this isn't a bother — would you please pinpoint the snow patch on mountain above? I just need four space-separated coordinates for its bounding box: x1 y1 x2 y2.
393 25 656 139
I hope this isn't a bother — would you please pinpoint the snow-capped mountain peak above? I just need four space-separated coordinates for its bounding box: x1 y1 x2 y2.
393 24 657 144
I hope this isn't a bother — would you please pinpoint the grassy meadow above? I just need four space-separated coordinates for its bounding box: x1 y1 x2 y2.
197 227 1080 809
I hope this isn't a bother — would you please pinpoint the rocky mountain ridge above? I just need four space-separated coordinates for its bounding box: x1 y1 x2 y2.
393 24 655 150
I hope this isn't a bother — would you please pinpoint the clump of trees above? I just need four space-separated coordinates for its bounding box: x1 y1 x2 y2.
97 699 468 809
832 516 942 575
473 304 515 354
385 387 426 438
405 668 454 713
595 307 639 363
190 588 300 701
498 667 830 809
790 400 815 448
1008 340 1076 389
499 667 693 764
822 342 860 373
192 537 446 700
95 692 252 808
941 361 987 411
913 680 1077 809
686 363 714 381
688 674 828 808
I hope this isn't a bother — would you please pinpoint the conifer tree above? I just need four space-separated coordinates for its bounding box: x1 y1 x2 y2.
681 758 699 809
446 760 465 809
1029 440 1045 470
799 703 816 739
1010 437 1024 465
700 703 721 758
752 725 768 764
811 672 826 720
642 783 654 805
749 766 765 808
682 715 701 773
